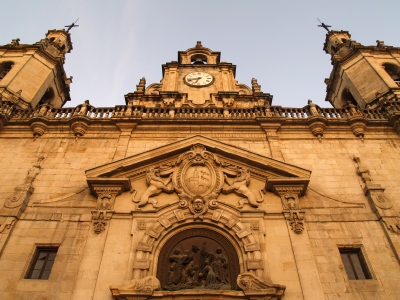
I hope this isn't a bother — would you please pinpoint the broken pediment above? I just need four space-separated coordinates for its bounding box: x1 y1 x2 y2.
85 135 311 216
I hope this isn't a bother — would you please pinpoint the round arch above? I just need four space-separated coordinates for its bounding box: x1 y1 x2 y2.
340 88 358 107
132 208 265 283
382 63 400 82
156 226 240 290
149 221 246 276
38 87 55 106
0 61 14 80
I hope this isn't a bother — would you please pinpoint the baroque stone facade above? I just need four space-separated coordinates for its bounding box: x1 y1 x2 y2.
0 30 400 300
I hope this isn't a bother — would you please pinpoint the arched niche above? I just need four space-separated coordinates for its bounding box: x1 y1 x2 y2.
382 63 400 82
156 227 240 291
38 87 55 106
0 61 14 80
191 54 208 65
340 88 358 107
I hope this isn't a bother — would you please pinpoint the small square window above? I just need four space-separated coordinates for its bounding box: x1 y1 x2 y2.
26 247 58 280
339 248 372 280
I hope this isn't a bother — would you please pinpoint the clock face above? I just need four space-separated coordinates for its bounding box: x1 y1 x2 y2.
184 72 214 87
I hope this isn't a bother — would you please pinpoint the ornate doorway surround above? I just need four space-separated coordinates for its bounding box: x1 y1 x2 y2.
85 135 310 300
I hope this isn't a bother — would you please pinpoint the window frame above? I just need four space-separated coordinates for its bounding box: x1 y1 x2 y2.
25 246 58 280
338 245 374 281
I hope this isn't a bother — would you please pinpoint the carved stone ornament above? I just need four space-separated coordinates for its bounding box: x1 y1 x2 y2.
273 187 305 234
0 217 16 233
354 156 395 215
237 273 286 299
138 222 147 230
30 121 47 138
250 223 259 231
111 276 161 296
91 210 114 234
2 156 44 215
157 228 239 291
288 213 304 234
130 144 266 216
90 186 122 233
383 217 400 234
131 168 174 208
222 168 264 208
4 188 30 209
353 156 373 183
370 192 393 210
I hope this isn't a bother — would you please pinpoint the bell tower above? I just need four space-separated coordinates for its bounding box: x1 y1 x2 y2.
0 29 73 109
125 41 272 108
324 30 400 109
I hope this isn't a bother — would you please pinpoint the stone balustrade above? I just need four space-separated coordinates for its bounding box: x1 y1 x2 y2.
0 99 398 124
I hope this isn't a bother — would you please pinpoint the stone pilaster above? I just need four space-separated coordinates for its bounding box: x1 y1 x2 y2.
113 122 139 161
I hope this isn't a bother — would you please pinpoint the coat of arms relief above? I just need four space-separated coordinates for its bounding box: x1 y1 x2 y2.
130 144 265 217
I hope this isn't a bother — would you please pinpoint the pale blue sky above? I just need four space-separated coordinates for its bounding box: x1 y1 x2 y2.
1 0 399 108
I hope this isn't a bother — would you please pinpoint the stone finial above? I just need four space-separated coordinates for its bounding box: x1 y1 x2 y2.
9 38 20 47
136 77 146 93
376 40 386 48
196 41 202 48
65 76 73 86
251 78 261 93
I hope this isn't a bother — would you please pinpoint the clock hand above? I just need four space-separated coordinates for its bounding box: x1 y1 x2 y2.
187 77 201 81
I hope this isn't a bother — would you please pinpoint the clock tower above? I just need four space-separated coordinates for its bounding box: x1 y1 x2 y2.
125 41 272 108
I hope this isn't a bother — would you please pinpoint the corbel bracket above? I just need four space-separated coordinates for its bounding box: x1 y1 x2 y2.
266 177 309 234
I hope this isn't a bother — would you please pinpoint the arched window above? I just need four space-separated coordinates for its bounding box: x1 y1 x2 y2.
38 88 55 106
382 63 400 83
341 88 358 107
191 54 208 65
0 61 14 80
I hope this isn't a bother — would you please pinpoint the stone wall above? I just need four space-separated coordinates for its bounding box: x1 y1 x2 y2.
0 120 399 300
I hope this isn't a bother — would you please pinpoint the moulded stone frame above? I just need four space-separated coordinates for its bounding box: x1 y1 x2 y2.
156 227 240 290
131 206 267 282
336 244 377 281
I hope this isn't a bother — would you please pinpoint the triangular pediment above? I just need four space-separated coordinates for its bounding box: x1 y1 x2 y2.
85 135 311 196
86 135 310 178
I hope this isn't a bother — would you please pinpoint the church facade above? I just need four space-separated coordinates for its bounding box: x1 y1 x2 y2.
0 29 400 300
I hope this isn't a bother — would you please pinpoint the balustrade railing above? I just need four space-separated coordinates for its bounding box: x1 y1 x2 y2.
2 100 399 123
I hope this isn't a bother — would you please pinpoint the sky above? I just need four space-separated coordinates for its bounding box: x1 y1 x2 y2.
1 0 399 108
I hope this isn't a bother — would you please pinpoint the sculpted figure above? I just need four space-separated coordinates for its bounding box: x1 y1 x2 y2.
167 265 175 285
222 168 264 208
204 260 217 286
307 99 318 116
131 168 174 208
181 261 197 285
79 100 91 115
169 249 184 284
213 248 228 284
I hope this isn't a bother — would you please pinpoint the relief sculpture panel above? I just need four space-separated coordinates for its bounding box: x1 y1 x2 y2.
130 144 266 215
157 229 239 291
